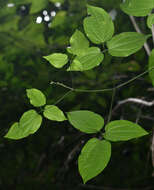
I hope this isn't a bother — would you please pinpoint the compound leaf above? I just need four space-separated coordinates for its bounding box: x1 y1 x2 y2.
78 138 111 184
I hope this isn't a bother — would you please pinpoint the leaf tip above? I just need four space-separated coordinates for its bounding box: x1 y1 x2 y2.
83 178 88 184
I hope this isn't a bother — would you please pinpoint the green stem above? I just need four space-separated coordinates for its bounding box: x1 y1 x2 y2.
51 67 154 93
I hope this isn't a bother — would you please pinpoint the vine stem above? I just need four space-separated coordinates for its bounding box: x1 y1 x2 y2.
53 90 72 105
50 67 154 93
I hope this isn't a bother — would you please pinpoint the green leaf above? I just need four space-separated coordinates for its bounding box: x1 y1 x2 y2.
30 0 48 14
67 30 89 56
83 5 114 44
5 110 42 140
78 138 111 184
67 110 104 133
67 47 104 71
107 32 149 57
19 110 42 134
147 14 154 29
104 120 148 142
26 88 46 107
4 122 27 140
120 0 154 17
43 53 68 68
43 105 66 121
148 49 154 86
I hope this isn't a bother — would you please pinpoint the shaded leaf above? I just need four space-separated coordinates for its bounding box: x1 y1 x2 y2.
83 5 114 44
26 88 46 107
18 19 46 47
49 0 64 3
43 105 66 121
149 49 154 86
147 14 154 29
67 47 104 71
50 11 67 28
107 32 149 57
120 0 153 17
104 120 148 142
67 110 104 133
30 0 48 14
78 138 111 184
44 53 68 68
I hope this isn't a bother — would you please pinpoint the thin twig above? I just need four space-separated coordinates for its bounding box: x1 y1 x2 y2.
50 67 154 93
129 15 151 56
53 90 73 105
113 98 154 113
117 98 154 107
112 98 154 119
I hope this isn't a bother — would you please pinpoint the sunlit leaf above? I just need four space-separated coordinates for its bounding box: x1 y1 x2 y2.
44 53 68 68
19 110 42 134
83 5 114 44
26 88 46 107
67 47 104 71
4 122 26 140
4 110 42 140
67 30 89 56
43 105 66 121
107 32 149 57
67 110 104 133
104 120 148 142
120 0 154 17
78 138 111 184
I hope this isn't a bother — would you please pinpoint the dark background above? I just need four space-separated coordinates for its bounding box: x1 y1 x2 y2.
0 0 154 189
